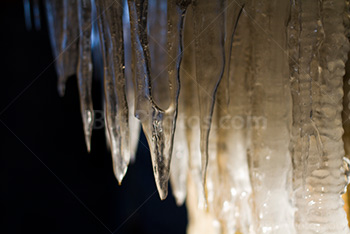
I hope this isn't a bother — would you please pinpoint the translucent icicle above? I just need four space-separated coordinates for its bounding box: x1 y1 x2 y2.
245 0 295 233
23 0 32 31
96 0 130 184
33 0 41 30
288 0 323 231
77 0 94 152
148 0 170 110
191 0 225 188
224 8 254 234
170 112 188 206
179 5 206 210
123 0 140 163
45 0 64 81
289 0 350 232
127 0 185 199
168 0 191 206
222 0 245 106
58 0 79 96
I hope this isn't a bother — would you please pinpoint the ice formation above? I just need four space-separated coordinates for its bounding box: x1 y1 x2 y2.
38 0 350 233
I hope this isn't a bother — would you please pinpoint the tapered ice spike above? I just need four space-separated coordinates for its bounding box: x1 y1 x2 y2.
179 5 207 209
96 0 130 184
167 0 191 205
192 0 225 192
127 0 187 199
45 0 63 87
123 0 140 163
77 0 94 153
170 118 188 205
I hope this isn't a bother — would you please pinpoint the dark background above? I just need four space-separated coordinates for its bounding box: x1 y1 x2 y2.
0 1 187 233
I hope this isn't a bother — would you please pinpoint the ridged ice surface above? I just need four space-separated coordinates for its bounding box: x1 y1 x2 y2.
42 0 350 233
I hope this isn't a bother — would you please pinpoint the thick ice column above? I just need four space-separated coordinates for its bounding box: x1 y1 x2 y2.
180 5 216 233
289 0 350 233
244 0 295 233
212 5 253 233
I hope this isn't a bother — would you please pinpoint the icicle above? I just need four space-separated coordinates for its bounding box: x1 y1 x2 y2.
57 0 79 96
33 0 41 30
191 0 225 190
23 0 32 31
168 0 191 206
128 0 186 199
179 5 207 210
222 0 245 106
244 0 295 233
45 0 63 81
95 0 130 184
148 0 169 109
123 0 140 163
76 0 94 152
218 8 254 234
170 112 188 206
289 0 350 232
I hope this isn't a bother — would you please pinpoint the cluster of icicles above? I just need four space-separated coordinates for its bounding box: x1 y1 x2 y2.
38 0 350 233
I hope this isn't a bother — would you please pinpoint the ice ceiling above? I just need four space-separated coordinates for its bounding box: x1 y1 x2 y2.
35 0 350 233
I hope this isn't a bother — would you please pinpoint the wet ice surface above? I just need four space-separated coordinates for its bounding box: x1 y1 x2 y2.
43 0 350 233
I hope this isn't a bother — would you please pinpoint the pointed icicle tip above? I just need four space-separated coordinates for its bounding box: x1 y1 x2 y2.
174 191 186 206
156 177 169 200
82 110 94 153
57 80 66 97
84 133 91 153
114 165 128 185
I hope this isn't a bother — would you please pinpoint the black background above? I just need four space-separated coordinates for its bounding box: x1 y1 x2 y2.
1 1 187 233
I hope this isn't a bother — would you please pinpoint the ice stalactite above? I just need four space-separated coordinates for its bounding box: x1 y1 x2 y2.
224 7 253 234
57 0 79 96
148 0 169 110
243 0 295 233
167 0 191 206
180 4 208 212
98 0 131 184
191 0 226 191
23 0 32 30
122 0 140 163
77 0 94 152
45 0 63 83
23 0 41 31
289 0 350 233
41 0 350 233
128 0 184 199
